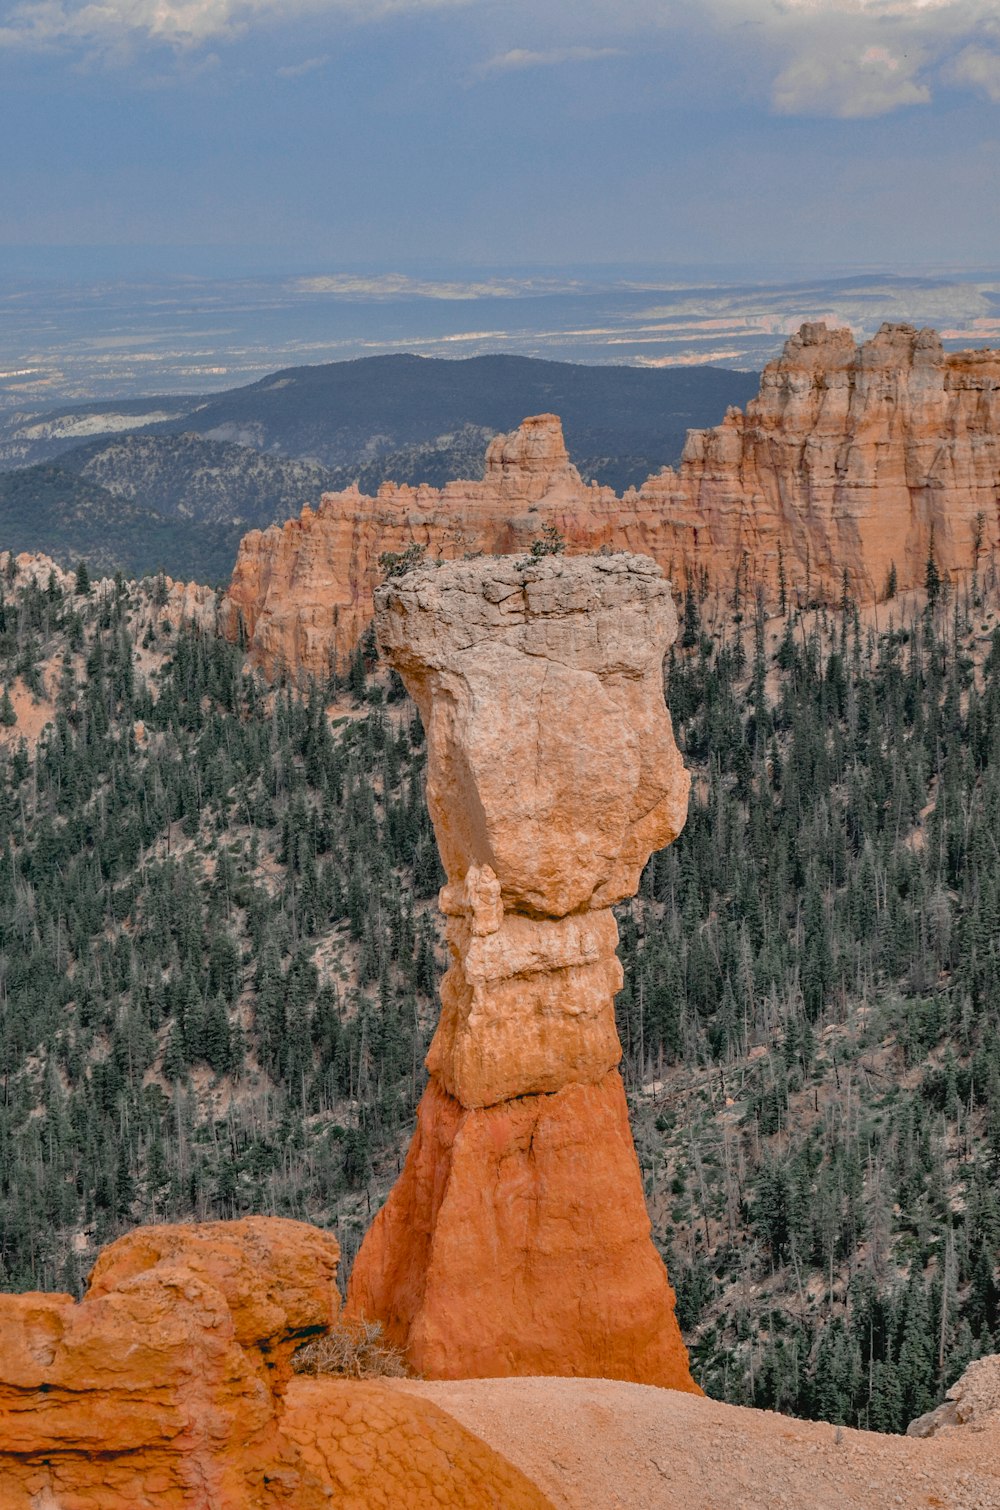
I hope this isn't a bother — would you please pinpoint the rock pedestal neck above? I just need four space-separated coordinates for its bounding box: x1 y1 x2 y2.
222 323 1000 680
345 553 698 1391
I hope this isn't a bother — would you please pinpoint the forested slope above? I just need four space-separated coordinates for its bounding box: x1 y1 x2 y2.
633 579 1000 1431
0 559 999 1436
0 566 444 1291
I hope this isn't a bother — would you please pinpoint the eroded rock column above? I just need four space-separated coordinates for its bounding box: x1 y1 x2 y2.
346 553 699 1391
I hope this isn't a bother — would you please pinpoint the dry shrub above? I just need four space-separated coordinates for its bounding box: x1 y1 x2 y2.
292 1316 412 1380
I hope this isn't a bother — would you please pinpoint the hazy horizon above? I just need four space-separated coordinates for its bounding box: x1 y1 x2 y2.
5 2 1000 402
3 262 1000 410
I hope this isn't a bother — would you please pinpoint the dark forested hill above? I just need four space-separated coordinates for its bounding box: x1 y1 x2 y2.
57 433 337 530
149 352 761 491
0 355 759 580
0 466 242 583
0 559 995 1438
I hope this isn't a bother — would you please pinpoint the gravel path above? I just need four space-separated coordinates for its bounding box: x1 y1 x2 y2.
394 1376 1000 1509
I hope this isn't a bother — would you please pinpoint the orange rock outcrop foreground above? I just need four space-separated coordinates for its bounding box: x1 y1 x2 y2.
0 1216 555 1509
5 1230 1000 1510
346 553 697 1391
221 322 1000 679
0 1217 339 1508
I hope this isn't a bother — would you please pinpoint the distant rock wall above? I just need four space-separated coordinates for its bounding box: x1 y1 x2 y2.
639 320 1000 609
221 323 1000 680
345 553 698 1390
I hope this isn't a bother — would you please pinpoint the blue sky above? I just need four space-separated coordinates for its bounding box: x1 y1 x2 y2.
1 0 999 272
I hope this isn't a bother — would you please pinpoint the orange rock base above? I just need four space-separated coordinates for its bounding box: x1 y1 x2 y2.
0 1217 341 1510
346 1072 700 1392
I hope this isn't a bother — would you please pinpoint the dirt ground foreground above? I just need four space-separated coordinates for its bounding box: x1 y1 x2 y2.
396 1376 1000 1510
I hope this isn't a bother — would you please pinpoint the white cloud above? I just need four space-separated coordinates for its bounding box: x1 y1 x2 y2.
692 0 999 115
3 0 1000 118
0 0 468 53
948 43 1000 101
773 42 932 114
461 0 1000 114
276 52 329 77
478 45 623 75
775 1 966 13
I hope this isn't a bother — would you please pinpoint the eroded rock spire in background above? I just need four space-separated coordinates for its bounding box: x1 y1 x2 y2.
223 323 1000 681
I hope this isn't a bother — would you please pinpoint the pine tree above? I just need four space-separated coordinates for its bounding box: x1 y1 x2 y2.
925 531 942 609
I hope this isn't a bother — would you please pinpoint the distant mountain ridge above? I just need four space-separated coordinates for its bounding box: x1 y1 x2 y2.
0 353 759 580
0 352 760 484
146 352 760 490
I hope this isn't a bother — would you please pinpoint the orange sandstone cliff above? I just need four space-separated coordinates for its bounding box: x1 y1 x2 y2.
221 322 1000 680
345 552 698 1391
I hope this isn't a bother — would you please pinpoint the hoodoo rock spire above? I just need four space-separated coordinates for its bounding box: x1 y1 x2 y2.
345 551 699 1389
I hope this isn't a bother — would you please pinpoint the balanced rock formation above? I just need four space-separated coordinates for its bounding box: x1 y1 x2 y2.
345 553 697 1391
221 324 1000 680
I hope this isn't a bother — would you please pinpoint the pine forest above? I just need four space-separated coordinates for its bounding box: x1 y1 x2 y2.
2 555 1000 1436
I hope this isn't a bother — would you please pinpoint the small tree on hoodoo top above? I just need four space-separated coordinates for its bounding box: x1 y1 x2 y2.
378 543 426 580
529 524 565 558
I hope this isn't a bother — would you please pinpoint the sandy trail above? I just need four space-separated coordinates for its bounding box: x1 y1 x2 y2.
396 1376 1000 1510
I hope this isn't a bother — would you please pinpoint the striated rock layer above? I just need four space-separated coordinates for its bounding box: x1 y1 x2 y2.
221 322 1000 680
0 1216 554 1509
345 553 697 1391
0 1217 340 1509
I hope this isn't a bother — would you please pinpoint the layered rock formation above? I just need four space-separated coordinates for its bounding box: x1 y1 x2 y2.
640 320 1000 608
220 412 604 679
345 553 697 1390
0 1216 554 1509
0 1216 340 1508
221 323 1000 680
